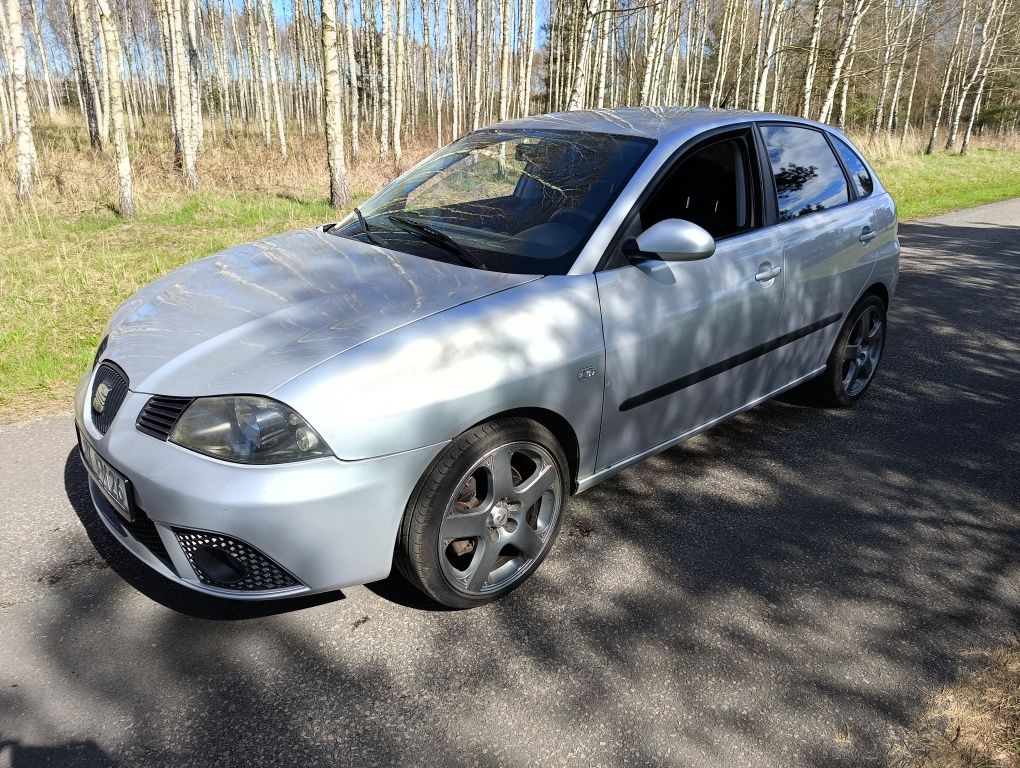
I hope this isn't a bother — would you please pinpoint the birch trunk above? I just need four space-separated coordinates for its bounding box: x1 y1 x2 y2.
817 0 869 124
566 0 600 110
260 0 287 157
925 0 968 154
28 0 56 117
887 0 920 132
448 0 461 137
321 0 351 206
71 0 104 148
97 0 135 215
3 0 36 200
341 0 359 156
946 0 1000 151
801 0 824 117
379 0 390 158
961 0 1008 154
497 0 510 120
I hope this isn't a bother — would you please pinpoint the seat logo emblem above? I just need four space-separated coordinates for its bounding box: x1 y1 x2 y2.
576 366 596 381
92 381 112 413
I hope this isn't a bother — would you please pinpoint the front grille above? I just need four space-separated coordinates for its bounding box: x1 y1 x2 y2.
124 510 174 566
173 528 301 591
136 396 193 440
90 362 129 434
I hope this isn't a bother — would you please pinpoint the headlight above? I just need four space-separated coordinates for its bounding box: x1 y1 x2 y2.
170 396 333 464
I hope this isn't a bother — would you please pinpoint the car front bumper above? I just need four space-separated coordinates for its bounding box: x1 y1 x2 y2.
74 371 445 600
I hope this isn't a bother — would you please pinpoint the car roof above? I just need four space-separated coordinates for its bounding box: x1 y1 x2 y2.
490 106 840 144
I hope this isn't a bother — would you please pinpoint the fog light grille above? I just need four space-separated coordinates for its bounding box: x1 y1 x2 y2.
173 529 300 591
124 511 173 566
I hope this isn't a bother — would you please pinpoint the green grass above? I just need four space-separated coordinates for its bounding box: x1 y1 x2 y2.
2 150 1019 421
872 149 1020 221
0 191 337 420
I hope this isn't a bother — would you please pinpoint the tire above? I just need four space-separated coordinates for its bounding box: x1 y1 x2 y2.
808 293 888 407
396 418 569 609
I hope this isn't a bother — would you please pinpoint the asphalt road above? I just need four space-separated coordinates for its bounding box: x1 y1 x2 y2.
2 199 1018 768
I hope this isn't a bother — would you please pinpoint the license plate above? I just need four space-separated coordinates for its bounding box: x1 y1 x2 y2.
78 431 134 522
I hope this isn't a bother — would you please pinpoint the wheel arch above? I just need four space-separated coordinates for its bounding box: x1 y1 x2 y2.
862 281 889 308
469 407 582 493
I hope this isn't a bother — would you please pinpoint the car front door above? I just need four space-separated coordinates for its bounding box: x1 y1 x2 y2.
757 123 879 392
595 128 785 471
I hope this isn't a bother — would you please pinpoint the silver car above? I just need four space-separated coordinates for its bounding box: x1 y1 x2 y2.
75 108 899 608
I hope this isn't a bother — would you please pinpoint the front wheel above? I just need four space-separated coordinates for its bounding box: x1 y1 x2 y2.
396 418 568 609
809 293 888 407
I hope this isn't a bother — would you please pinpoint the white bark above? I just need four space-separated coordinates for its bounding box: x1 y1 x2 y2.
260 0 287 157
3 0 36 200
378 0 390 158
946 0 1001 150
817 0 870 124
925 0 969 153
801 0 824 117
321 0 350 207
97 0 135 215
341 0 359 156
566 0 600 110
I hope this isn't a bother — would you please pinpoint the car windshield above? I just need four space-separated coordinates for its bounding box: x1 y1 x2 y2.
331 129 655 275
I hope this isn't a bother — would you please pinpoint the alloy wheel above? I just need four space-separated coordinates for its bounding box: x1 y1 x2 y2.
438 441 562 596
841 305 885 397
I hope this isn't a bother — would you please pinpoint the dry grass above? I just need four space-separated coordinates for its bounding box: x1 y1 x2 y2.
0 113 435 221
891 640 1020 768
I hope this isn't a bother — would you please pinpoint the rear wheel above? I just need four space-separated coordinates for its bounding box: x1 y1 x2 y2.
396 418 568 609
809 293 887 407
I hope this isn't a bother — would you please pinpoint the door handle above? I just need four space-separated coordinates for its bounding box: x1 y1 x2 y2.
755 263 782 282
859 226 878 244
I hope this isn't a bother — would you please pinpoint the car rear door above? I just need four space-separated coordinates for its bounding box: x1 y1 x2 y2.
756 123 880 393
595 127 786 471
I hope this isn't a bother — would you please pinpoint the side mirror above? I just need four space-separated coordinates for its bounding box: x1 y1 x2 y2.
623 219 716 262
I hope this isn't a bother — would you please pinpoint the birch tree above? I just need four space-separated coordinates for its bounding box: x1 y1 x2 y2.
2 0 36 200
97 0 135 215
817 0 870 123
341 0 359 156
321 0 351 206
926 0 969 153
260 0 287 157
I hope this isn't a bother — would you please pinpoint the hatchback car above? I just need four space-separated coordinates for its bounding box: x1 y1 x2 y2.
76 108 898 608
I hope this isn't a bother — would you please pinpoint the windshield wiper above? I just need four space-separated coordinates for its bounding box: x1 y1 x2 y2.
387 214 489 270
354 206 384 246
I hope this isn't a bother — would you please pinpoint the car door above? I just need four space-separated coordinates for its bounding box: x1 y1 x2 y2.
757 123 880 392
595 128 786 471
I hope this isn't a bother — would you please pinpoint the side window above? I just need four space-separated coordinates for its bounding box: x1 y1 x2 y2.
640 135 755 240
760 125 849 221
831 135 874 198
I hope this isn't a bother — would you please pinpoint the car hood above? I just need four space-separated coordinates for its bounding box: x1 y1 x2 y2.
103 228 539 397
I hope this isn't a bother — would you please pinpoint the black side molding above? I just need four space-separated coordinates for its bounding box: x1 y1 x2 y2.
619 313 843 412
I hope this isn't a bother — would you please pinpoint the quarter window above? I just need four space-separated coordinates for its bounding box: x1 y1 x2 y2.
831 135 874 198
760 125 849 221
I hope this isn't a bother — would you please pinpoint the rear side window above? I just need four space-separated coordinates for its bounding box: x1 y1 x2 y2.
760 125 849 221
831 136 874 198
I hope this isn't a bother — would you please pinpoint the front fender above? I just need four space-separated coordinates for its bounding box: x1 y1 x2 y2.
274 275 607 479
